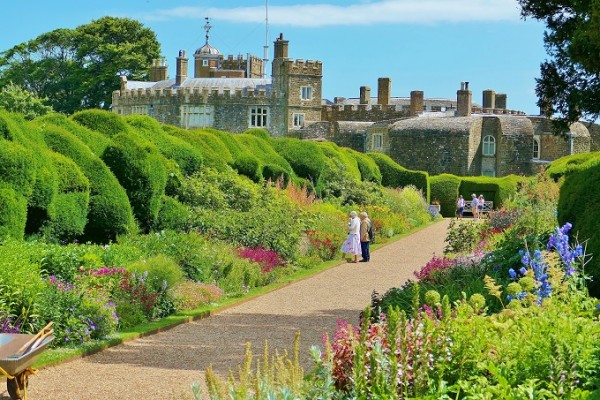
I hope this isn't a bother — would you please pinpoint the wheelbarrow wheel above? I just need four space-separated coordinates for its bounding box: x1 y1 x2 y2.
7 373 28 400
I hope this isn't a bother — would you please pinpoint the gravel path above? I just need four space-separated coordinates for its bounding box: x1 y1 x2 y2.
8 219 450 400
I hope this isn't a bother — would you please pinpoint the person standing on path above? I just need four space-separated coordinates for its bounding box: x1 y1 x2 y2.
478 194 485 219
456 195 465 219
470 193 479 219
341 211 361 263
359 211 371 262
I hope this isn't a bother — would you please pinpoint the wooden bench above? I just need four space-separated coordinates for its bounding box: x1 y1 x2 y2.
462 201 493 218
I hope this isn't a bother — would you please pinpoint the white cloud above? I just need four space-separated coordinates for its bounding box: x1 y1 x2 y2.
141 0 522 26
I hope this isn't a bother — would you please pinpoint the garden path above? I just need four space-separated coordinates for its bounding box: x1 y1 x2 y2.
13 219 450 400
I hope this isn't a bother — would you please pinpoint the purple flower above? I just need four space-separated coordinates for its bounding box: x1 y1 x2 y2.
509 268 517 279
519 267 527 276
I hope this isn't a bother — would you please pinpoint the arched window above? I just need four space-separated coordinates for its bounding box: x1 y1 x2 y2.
482 135 496 156
533 137 540 159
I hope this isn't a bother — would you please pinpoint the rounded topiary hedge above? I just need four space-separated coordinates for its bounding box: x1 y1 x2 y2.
318 142 361 182
557 162 600 296
102 133 167 231
209 129 249 161
273 138 327 182
233 155 263 182
234 134 294 178
155 196 190 231
165 126 231 172
0 139 37 199
367 152 430 201
125 116 204 176
0 184 27 240
343 148 382 184
41 124 135 242
430 174 462 217
244 128 272 142
71 109 132 138
39 113 111 157
546 151 600 180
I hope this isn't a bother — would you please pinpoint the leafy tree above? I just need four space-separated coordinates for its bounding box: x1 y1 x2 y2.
518 0 600 129
0 82 53 119
0 17 160 114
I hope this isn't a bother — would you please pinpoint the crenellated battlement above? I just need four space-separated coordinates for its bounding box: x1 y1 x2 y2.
112 85 277 105
283 59 323 76
472 106 525 116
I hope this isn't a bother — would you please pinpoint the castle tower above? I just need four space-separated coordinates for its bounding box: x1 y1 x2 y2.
377 77 391 107
194 17 222 78
360 86 371 105
149 58 167 82
410 90 424 116
176 50 188 86
482 89 496 110
457 82 472 117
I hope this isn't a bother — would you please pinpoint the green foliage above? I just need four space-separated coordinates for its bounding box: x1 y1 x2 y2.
558 161 600 295
273 138 327 182
316 158 383 206
233 155 263 182
125 115 204 176
208 129 249 161
459 175 522 209
243 127 272 142
343 148 382 184
0 185 27 240
71 109 132 138
165 126 231 172
430 173 462 217
0 17 160 114
38 113 111 156
0 138 36 198
102 132 167 231
41 123 135 242
444 219 486 254
546 151 600 180
0 82 53 119
234 134 294 178
127 255 185 292
155 196 190 231
318 141 362 181
367 152 430 201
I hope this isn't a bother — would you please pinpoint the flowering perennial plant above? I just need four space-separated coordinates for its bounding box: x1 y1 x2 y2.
414 256 456 282
237 245 284 273
306 230 340 261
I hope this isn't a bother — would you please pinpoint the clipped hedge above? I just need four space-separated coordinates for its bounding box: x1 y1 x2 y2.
38 113 111 156
71 109 132 138
318 142 362 182
546 151 600 180
165 126 231 172
273 138 327 181
0 185 27 240
41 124 135 242
233 155 262 182
430 174 462 217
367 152 430 201
459 175 522 209
557 162 600 296
155 196 190 231
125 116 204 176
244 128 272 142
102 133 167 231
234 134 294 180
343 148 382 184
209 129 249 161
0 139 37 199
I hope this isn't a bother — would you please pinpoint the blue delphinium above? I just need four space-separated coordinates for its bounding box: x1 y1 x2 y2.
547 223 584 276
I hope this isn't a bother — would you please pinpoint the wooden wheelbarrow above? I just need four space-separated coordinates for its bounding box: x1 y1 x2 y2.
0 323 54 400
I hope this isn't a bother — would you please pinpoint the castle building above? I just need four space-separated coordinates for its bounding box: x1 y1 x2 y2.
112 24 597 177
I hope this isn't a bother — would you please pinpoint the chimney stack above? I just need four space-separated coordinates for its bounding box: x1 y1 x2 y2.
273 33 289 59
359 86 371 105
176 50 188 86
456 81 472 117
377 77 391 107
482 89 496 110
410 90 424 116
495 93 507 110
149 57 168 82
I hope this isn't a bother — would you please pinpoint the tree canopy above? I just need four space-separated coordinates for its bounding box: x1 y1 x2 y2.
0 16 160 115
0 82 53 120
519 0 600 129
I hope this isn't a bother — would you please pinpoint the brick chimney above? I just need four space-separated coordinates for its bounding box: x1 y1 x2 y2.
359 86 371 105
377 77 391 107
273 33 289 59
495 93 507 110
482 89 496 110
410 90 424 116
176 50 188 86
456 82 472 117
149 57 167 82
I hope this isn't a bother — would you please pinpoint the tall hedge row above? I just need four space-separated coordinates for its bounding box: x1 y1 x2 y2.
557 162 600 296
459 175 522 208
318 142 362 182
71 109 132 138
234 134 294 182
38 113 110 156
273 138 327 182
430 174 462 217
343 148 382 184
367 152 430 201
0 185 27 240
546 151 600 180
165 126 231 172
41 124 135 242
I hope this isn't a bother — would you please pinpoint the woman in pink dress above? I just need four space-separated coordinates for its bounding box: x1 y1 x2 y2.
341 211 361 263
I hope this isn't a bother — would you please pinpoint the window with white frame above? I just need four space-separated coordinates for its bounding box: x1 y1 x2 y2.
292 113 305 128
301 86 313 101
131 105 149 115
249 107 269 128
181 105 213 128
202 59 209 67
482 135 496 156
372 134 383 150
533 136 540 159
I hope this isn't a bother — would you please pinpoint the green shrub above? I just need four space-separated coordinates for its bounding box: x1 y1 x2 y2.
0 139 37 198
28 150 58 213
343 148 382 184
38 113 111 156
155 196 190 231
557 162 600 296
262 164 290 183
209 129 249 161
233 155 263 182
234 134 294 177
165 126 231 171
318 142 362 181
41 124 135 242
127 255 185 292
71 109 132 138
430 174 462 217
546 151 600 180
244 128 272 142
367 152 430 201
125 116 204 176
273 138 327 182
102 133 167 231
0 185 27 240
315 158 383 205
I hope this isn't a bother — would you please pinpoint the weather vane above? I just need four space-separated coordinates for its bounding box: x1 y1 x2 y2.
204 17 212 43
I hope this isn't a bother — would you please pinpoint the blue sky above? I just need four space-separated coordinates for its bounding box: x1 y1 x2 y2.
2 0 547 114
